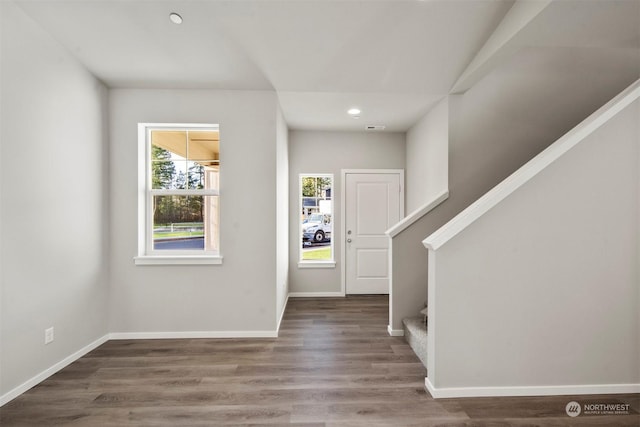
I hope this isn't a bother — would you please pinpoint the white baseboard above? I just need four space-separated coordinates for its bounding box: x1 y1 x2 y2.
0 334 110 407
425 377 640 399
276 293 290 335
387 325 404 336
109 330 278 339
288 291 345 297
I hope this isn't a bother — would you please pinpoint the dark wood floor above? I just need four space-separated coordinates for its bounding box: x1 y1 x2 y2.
1 296 638 426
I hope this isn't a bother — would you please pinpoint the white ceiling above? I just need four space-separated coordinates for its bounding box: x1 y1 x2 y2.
14 0 640 132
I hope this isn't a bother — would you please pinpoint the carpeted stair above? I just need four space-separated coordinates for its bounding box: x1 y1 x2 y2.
402 316 428 368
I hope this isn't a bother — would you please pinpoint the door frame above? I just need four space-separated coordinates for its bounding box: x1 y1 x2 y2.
340 169 405 295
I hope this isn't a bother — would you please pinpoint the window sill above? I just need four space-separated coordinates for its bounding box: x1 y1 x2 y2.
134 255 223 266
298 261 336 269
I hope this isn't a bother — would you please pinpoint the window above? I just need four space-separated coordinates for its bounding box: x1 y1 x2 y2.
135 123 221 265
299 174 334 267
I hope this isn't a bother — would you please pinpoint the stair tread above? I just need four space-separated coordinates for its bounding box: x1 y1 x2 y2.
402 316 427 335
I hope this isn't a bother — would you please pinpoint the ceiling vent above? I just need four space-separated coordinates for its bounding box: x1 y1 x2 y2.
365 125 386 131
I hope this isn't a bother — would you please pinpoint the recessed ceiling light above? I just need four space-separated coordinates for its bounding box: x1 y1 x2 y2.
347 108 361 116
169 13 183 24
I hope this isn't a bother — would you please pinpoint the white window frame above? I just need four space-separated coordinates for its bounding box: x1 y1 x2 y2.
298 173 335 268
134 123 223 265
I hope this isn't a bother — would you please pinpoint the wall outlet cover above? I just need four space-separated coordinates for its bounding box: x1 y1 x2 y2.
45 327 54 345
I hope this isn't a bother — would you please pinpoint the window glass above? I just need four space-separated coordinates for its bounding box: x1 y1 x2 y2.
300 175 333 262
152 195 218 251
144 126 220 255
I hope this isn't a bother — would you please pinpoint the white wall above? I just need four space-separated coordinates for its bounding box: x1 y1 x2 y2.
288 131 405 294
390 47 640 332
108 89 279 335
276 105 289 326
406 98 449 213
429 98 640 393
0 2 109 399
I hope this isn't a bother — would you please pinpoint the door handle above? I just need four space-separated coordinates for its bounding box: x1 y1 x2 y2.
347 238 352 243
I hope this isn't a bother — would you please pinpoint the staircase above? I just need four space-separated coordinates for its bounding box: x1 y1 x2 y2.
416 79 640 398
392 77 640 376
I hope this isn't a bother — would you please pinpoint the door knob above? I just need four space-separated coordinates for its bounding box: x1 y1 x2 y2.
347 238 352 243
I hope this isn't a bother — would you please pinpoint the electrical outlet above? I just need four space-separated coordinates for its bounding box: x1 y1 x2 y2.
44 327 54 345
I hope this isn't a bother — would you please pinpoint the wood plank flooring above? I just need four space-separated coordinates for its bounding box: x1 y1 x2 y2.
1 296 638 426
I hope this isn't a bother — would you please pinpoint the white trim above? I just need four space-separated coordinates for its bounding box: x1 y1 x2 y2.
150 189 219 196
0 334 109 407
134 255 223 265
425 377 640 399
137 122 221 260
340 171 347 295
341 169 405 296
387 234 394 331
138 123 220 130
288 291 345 298
109 330 278 339
424 78 640 251
427 249 437 388
387 325 404 336
297 261 336 269
276 293 290 334
386 190 449 238
137 124 147 256
341 169 407 175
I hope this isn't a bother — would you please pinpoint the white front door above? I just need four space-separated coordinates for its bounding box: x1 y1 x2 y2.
344 171 403 294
